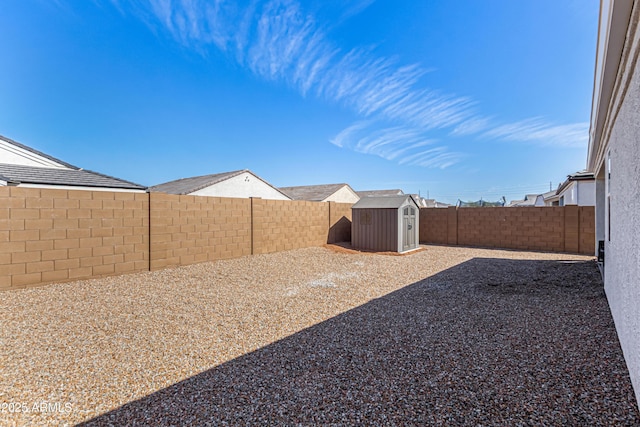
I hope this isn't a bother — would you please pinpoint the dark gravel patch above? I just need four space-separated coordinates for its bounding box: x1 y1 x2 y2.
82 257 640 426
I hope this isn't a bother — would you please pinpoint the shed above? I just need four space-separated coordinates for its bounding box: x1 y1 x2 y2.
351 195 420 253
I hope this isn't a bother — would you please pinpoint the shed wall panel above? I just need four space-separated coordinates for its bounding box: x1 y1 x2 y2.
352 208 397 252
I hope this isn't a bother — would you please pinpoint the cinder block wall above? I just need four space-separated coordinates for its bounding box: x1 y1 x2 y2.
149 193 252 270
3 189 353 290
419 206 595 254
1 187 149 290
419 208 449 244
252 199 328 254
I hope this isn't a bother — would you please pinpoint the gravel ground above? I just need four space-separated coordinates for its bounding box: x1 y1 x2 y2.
0 245 638 426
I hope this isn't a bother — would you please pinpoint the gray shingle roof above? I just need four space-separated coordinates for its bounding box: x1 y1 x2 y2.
149 170 247 195
0 163 146 190
352 195 419 209
356 189 404 197
279 183 352 201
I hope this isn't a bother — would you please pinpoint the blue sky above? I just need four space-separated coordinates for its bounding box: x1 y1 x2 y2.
1 0 598 204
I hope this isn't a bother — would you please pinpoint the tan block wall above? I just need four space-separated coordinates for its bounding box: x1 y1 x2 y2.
419 206 595 254
579 206 595 255
252 199 329 254
0 187 149 291
149 193 251 270
419 208 448 244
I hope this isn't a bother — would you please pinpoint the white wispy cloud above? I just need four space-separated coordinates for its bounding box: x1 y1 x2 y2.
114 0 588 168
483 118 589 148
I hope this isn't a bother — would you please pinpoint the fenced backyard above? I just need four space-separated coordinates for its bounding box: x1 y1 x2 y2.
1 187 595 291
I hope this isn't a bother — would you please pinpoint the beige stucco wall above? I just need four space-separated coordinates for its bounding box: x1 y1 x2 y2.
323 186 359 203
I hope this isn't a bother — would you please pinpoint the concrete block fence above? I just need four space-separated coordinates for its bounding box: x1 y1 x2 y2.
1 186 596 291
0 187 353 291
420 205 595 255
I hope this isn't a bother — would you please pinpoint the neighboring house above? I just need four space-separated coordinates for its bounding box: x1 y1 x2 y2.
508 194 539 207
587 0 640 406
555 170 596 206
423 199 451 208
0 135 145 192
535 190 560 206
356 189 404 198
279 183 360 203
151 169 291 200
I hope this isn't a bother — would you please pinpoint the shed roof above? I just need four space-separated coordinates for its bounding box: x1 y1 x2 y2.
352 194 419 209
279 183 353 201
0 163 146 190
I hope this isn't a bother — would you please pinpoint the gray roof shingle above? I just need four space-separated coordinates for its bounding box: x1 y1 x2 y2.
0 163 146 190
149 170 247 195
352 195 419 209
356 189 404 197
279 183 353 201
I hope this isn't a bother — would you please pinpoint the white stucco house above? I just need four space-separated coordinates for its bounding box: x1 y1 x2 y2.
0 135 146 192
587 0 640 406
555 171 596 206
150 169 291 200
279 183 360 203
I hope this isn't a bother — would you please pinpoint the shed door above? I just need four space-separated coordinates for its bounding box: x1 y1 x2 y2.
402 206 416 251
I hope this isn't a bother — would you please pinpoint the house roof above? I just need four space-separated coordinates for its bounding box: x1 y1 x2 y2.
356 189 404 197
0 134 77 169
423 198 451 208
352 194 419 209
150 170 247 195
0 163 146 190
279 183 355 201
556 170 595 195
149 169 291 199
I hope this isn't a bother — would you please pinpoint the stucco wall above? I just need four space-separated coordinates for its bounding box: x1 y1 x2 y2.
558 181 596 206
191 171 290 200
0 139 67 168
325 186 360 203
602 23 640 405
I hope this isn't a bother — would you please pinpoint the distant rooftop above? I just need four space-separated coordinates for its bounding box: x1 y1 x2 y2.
279 183 353 201
150 170 248 195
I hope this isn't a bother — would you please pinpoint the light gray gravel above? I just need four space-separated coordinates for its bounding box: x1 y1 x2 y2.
0 245 638 426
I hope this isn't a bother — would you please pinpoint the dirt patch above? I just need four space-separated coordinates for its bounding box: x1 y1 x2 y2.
323 242 427 256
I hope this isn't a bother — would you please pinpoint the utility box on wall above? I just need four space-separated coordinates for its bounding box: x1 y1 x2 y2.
351 195 420 253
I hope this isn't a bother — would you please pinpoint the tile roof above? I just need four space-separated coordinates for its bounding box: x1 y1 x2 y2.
279 183 353 201
149 170 248 195
0 163 146 190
